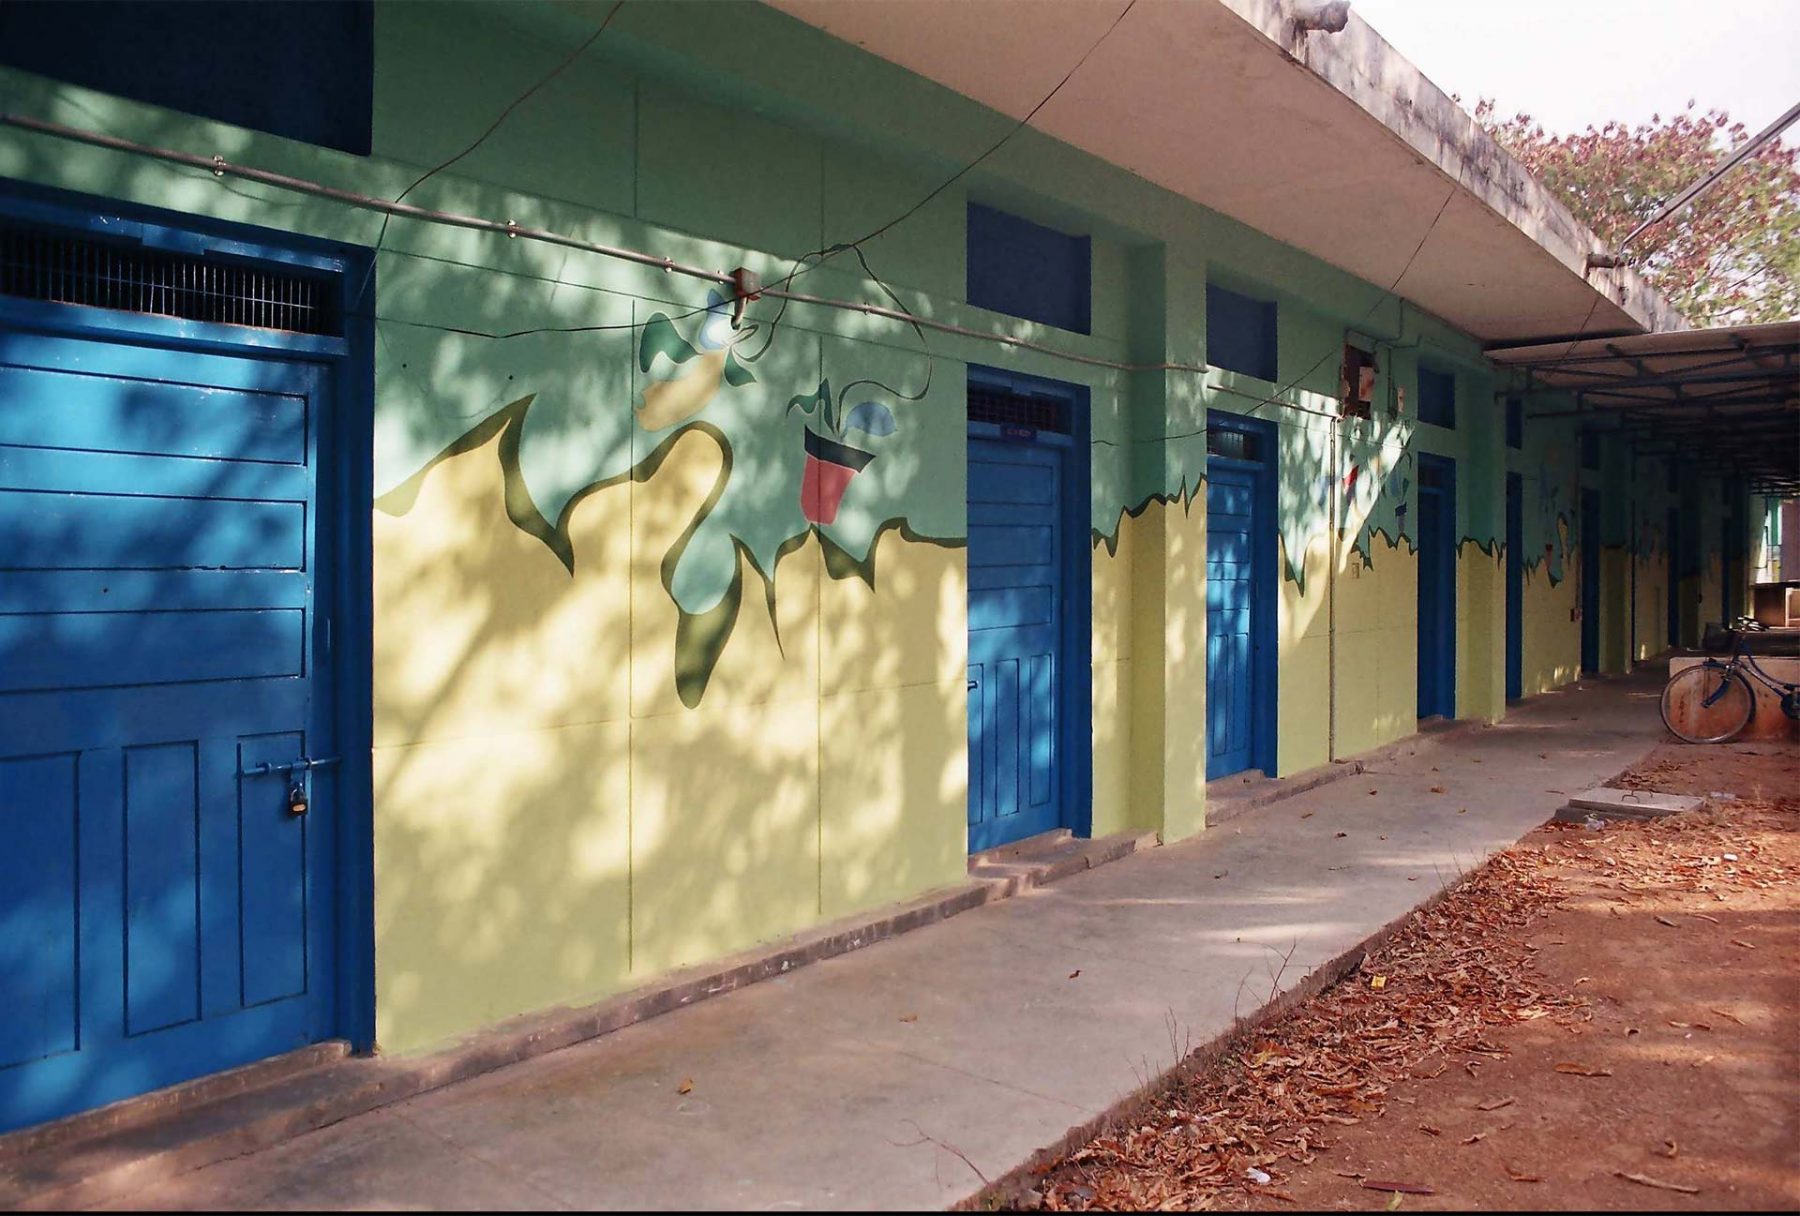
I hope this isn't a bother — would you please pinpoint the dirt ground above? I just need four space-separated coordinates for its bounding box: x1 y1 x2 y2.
1011 742 1800 1212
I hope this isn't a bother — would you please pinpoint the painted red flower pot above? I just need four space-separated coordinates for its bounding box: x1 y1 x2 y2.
801 428 876 525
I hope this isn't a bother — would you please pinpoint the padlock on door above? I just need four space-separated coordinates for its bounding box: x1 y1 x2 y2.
287 780 309 817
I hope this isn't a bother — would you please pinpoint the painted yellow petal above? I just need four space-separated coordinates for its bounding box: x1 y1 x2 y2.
636 351 726 430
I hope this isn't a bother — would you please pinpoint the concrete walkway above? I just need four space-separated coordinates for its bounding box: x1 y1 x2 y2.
112 672 1667 1211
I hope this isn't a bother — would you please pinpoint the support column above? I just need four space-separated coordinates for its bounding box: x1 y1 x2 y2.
1124 244 1209 842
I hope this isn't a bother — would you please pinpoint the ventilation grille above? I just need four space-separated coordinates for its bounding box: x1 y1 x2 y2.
1206 425 1263 463
0 225 339 336
968 384 1069 433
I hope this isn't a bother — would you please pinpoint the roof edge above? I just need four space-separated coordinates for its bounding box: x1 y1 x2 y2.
1220 0 1691 337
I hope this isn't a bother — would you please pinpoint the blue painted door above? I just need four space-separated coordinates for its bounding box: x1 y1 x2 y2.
1415 456 1456 720
1505 472 1523 700
967 437 1063 851
1580 489 1601 673
0 332 337 1132
1206 468 1260 778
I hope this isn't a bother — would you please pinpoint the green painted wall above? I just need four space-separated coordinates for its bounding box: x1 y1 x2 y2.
0 0 1729 1055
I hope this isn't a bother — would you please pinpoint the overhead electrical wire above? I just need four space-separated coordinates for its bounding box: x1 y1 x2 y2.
354 0 628 307
737 0 1140 383
0 0 1588 435
1119 177 1462 448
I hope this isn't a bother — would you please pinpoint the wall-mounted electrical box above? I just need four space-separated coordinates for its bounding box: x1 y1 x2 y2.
1340 343 1376 418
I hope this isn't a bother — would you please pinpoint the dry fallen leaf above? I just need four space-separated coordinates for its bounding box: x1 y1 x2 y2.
1653 915 1679 928
1554 1062 1613 1077
1370 975 1388 990
899 1013 919 1023
676 1078 694 1095
1616 1170 1699 1194
1655 1139 1679 1159
1419 1124 1441 1137
1730 938 1757 950
1361 1180 1434 1195
1460 1132 1486 1145
1502 1162 1542 1183
1068 969 1082 980
1429 786 1447 794
1247 1184 1298 1204
1476 1096 1515 1112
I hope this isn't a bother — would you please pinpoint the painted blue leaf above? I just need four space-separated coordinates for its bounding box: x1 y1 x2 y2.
844 401 897 438
697 289 735 351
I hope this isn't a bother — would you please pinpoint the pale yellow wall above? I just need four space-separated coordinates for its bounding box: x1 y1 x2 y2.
1599 547 1631 674
1634 546 1670 665
1111 495 1210 842
1277 533 1332 775
1457 542 1506 723
1091 513 1136 838
372 423 968 1053
1331 538 1419 757
1633 550 1669 662
1520 556 1580 697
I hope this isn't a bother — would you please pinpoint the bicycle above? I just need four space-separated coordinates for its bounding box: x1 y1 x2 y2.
1660 619 1800 744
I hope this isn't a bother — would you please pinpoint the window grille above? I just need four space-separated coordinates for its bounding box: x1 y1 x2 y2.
0 224 340 336
1206 425 1263 463
968 383 1070 433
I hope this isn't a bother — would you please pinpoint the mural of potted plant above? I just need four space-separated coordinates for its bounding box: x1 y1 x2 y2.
635 289 758 431
787 385 898 525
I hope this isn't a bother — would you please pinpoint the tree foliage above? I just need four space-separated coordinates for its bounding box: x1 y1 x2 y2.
1475 100 1799 325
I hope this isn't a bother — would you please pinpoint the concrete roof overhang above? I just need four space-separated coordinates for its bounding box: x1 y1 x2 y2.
767 0 1687 346
1488 322 1800 496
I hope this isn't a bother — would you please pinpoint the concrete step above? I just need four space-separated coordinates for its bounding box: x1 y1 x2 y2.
1552 786 1704 823
968 830 1159 892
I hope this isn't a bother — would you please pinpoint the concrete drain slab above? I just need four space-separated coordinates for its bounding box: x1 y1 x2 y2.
1553 787 1704 823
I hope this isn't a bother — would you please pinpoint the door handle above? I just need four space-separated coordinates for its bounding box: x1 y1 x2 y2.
967 678 980 690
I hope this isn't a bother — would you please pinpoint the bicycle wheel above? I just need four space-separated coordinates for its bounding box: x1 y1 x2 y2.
1660 663 1756 744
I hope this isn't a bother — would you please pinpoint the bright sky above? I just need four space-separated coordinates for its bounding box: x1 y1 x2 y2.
1351 0 1800 137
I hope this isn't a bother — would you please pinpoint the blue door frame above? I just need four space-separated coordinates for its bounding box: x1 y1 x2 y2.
1415 454 1457 721
1580 490 1601 673
0 183 375 1129
965 367 1091 850
1505 472 1523 701
1204 412 1278 780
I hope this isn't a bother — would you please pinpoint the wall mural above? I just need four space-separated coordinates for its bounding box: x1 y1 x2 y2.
377 287 961 709
1088 403 1446 595
1526 441 1578 583
378 270 1596 711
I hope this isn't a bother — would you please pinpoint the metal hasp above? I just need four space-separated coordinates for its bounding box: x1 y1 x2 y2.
240 757 341 818
241 756 341 778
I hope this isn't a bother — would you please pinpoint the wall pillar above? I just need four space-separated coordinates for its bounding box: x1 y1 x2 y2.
1123 244 1209 841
